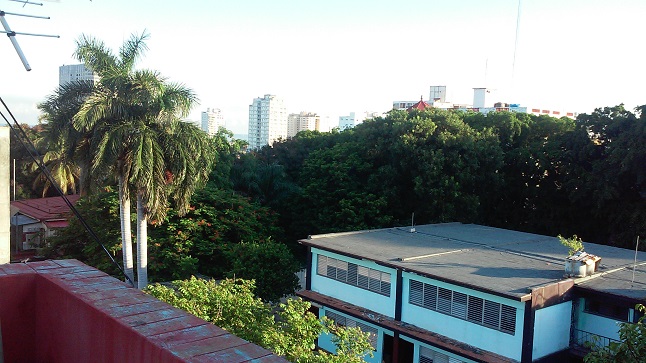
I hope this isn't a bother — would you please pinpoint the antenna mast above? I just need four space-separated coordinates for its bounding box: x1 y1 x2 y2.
0 5 60 71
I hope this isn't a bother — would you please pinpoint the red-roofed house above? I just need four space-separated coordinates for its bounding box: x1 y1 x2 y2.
10 195 80 251
406 96 430 111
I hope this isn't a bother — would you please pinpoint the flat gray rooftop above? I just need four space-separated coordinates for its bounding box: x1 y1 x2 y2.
302 223 646 301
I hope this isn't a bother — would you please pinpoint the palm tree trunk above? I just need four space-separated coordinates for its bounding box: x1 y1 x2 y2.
79 162 89 197
136 193 148 289
119 177 135 286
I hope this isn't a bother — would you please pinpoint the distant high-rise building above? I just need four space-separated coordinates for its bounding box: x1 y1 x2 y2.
287 112 320 138
429 85 447 104
339 112 356 130
248 94 287 149
472 87 489 108
339 111 378 130
201 108 223 136
59 64 99 87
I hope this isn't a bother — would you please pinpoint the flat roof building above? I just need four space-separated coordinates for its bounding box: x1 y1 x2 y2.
298 223 646 363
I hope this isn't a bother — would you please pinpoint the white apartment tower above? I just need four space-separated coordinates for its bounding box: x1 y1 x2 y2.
59 64 99 87
287 112 320 138
248 94 287 149
201 108 223 137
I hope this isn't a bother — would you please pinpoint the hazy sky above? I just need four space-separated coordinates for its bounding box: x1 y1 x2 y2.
1 0 644 134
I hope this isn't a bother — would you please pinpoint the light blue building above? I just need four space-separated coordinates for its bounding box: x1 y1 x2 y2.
297 223 646 363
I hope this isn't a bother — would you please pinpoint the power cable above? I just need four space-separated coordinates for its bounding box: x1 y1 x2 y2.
0 96 134 287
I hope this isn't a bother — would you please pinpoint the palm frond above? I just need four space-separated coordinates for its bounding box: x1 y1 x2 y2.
119 31 150 71
74 34 117 76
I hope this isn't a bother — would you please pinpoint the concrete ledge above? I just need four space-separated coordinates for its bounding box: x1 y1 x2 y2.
0 259 288 363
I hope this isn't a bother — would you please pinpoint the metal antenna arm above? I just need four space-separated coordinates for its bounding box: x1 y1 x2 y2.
0 11 31 71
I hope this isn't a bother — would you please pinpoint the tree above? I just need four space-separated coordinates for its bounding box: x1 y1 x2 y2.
44 189 124 276
585 304 646 363
223 241 300 302
73 32 151 285
37 80 96 197
73 32 212 288
147 185 297 301
146 277 374 363
9 124 46 199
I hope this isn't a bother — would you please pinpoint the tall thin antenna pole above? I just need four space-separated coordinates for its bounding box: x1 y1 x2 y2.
12 159 15 201
511 0 522 95
632 236 640 283
484 58 489 88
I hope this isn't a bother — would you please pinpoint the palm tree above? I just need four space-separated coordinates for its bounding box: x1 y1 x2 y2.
73 32 151 285
74 32 213 288
130 117 214 289
30 146 79 197
37 80 95 197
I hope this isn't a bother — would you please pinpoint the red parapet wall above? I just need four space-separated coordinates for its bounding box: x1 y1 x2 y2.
0 260 287 363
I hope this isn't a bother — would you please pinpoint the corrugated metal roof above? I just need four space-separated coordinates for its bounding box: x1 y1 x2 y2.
11 195 80 222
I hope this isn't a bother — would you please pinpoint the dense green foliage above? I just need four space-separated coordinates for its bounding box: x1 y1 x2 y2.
146 277 374 363
252 105 645 248
42 103 646 300
585 305 646 363
46 184 300 302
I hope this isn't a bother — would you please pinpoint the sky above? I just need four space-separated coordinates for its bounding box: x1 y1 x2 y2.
1 0 645 135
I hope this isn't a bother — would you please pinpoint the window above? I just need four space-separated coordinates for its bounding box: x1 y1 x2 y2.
437 288 452 314
409 279 516 335
423 284 437 310
483 300 501 329
452 292 468 320
467 296 483 323
410 280 423 305
585 298 629 321
317 255 391 296
325 310 378 349
500 305 516 334
419 346 466 363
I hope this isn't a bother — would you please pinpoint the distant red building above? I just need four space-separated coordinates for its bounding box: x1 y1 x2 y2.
406 96 431 111
9 195 80 252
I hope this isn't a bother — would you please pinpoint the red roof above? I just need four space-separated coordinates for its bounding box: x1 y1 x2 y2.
11 195 80 222
407 96 430 111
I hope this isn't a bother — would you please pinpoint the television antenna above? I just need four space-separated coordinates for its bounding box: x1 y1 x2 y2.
1 1 60 71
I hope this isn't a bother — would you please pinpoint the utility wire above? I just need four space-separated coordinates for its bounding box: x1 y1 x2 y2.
0 96 134 287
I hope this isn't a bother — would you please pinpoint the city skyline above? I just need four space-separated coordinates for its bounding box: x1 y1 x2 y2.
1 0 644 135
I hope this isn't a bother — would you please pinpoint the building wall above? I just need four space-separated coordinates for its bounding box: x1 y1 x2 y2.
287 112 320 138
0 126 9 264
401 272 525 361
58 64 99 86
429 85 447 103
201 108 223 136
574 298 622 341
310 249 397 317
248 95 287 149
532 301 572 359
339 112 356 130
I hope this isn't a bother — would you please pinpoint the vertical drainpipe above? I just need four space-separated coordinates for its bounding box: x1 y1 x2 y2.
521 300 535 363
393 269 403 363
0 126 10 265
